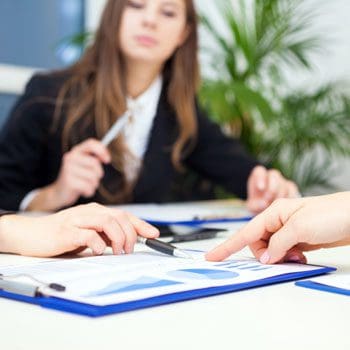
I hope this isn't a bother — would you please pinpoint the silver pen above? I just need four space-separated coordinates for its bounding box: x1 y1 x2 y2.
0 274 65 297
137 237 192 259
101 110 131 146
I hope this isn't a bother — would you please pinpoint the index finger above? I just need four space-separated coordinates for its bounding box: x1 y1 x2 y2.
125 212 159 238
206 198 304 262
205 212 269 261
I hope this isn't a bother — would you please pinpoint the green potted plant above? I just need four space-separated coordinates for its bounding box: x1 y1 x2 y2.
199 0 350 194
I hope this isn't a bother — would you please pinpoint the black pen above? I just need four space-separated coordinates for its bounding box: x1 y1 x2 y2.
137 237 192 259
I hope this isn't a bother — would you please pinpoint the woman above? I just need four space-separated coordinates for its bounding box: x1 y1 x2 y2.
0 0 298 212
0 204 159 257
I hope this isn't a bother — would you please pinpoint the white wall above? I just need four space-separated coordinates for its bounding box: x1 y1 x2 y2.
284 0 350 89
3 0 350 94
196 0 350 86
0 64 38 94
286 0 350 191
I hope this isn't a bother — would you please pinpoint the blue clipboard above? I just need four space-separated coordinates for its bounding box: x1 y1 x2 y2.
145 215 253 226
295 279 350 296
0 266 335 317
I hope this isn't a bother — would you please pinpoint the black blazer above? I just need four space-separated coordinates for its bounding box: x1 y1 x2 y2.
0 73 258 210
0 210 13 216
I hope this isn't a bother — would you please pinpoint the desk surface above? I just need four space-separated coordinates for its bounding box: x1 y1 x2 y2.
1 220 350 350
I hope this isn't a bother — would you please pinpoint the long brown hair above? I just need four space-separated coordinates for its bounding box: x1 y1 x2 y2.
54 0 200 203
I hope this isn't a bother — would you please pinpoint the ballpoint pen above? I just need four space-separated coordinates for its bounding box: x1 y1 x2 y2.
137 237 192 259
101 110 132 146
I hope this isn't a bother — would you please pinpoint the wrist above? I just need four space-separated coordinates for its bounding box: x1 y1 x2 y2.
0 214 19 254
27 184 64 212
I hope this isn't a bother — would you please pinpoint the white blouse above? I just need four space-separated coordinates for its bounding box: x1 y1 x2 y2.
123 75 163 182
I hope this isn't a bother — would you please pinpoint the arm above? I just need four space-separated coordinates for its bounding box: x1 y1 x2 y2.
0 74 110 212
185 105 259 199
185 104 299 212
0 203 159 257
0 74 59 210
206 192 350 263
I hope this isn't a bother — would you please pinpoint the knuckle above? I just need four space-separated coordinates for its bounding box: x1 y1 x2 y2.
251 167 260 177
87 188 96 197
86 138 95 145
268 234 280 250
84 230 95 242
82 188 94 197
102 213 114 225
114 209 126 219
271 198 288 208
272 169 281 176
288 218 303 240
88 202 100 210
290 182 298 192
87 138 99 149
63 153 71 162
288 218 300 233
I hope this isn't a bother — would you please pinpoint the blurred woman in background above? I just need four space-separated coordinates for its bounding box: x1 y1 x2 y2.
0 0 298 213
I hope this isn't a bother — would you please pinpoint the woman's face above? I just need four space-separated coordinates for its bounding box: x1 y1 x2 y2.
119 0 188 66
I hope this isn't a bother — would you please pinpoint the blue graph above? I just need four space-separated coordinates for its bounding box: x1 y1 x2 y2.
86 277 182 297
214 261 272 271
168 268 239 280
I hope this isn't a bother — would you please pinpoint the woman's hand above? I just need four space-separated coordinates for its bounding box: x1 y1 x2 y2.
0 203 159 257
246 165 299 214
206 192 350 264
28 139 111 211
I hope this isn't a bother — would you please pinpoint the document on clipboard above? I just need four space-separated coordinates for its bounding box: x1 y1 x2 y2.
0 250 334 317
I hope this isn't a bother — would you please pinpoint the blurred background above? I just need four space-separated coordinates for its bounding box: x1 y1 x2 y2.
0 0 349 196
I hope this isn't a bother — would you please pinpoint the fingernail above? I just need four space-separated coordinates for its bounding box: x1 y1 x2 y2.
260 251 270 264
94 248 103 256
125 245 133 254
286 255 303 263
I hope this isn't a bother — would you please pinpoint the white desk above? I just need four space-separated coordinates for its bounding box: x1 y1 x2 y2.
1 224 350 350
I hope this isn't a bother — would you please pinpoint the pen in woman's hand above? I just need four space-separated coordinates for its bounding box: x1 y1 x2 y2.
101 110 132 146
137 237 192 259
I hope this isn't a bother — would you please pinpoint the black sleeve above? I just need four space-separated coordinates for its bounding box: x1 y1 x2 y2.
0 74 58 210
0 210 15 216
184 104 259 199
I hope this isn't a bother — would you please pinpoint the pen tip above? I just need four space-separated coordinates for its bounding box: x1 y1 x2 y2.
137 237 146 244
174 249 193 259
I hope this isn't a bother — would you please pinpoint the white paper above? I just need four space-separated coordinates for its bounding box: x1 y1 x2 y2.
0 250 326 306
114 202 252 222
